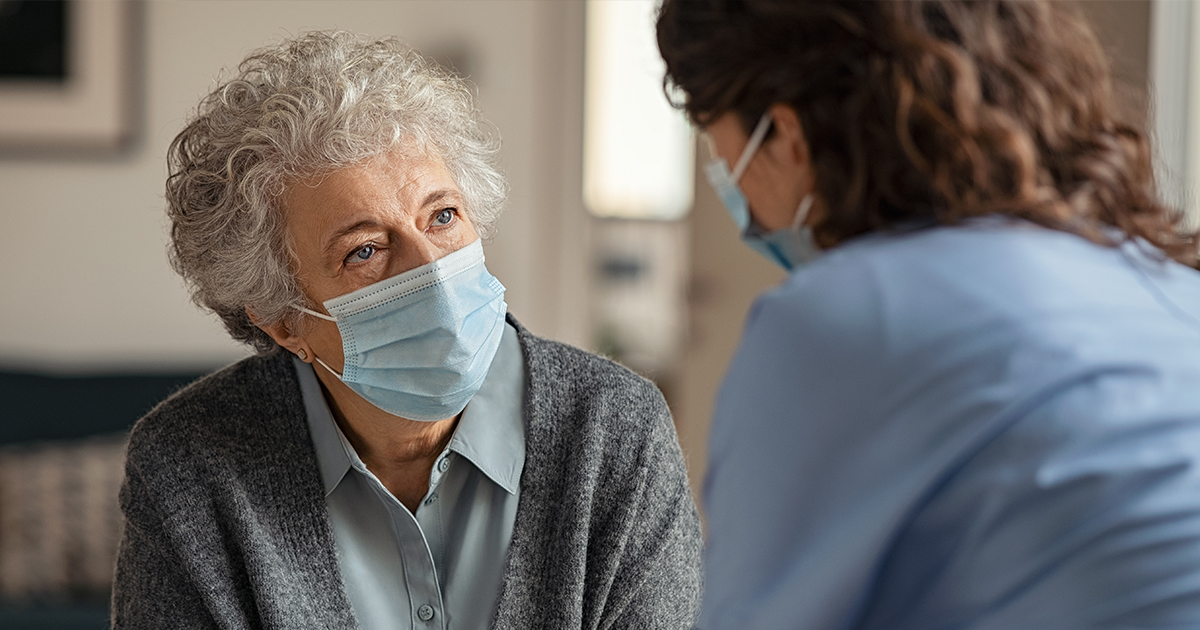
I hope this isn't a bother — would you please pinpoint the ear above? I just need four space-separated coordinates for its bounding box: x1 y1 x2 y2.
246 307 313 362
765 103 825 228
766 103 811 170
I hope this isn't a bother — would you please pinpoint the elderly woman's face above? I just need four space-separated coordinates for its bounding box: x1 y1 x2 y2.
279 149 478 372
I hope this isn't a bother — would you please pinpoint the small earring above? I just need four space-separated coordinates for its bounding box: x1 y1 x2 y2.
297 349 308 360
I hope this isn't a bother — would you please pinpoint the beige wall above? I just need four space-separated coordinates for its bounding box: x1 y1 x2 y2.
673 159 785 501
1071 0 1152 126
0 0 590 373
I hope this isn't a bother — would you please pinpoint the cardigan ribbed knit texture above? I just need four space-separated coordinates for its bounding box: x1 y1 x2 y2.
112 317 703 629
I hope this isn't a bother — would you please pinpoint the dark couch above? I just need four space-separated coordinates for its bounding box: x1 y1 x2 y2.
0 368 204 630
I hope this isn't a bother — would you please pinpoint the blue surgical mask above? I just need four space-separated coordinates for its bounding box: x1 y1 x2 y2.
703 111 821 271
299 238 507 421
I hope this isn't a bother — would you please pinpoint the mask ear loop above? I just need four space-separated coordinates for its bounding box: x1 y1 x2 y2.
295 306 344 379
792 194 814 230
297 306 337 322
731 112 774 182
309 355 344 380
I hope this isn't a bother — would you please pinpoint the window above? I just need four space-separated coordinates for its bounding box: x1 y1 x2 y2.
583 0 694 220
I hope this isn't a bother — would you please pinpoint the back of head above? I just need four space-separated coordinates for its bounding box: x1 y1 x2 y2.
166 31 508 352
658 0 1197 264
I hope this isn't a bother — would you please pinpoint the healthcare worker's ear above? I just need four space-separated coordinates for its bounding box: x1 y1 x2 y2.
760 103 822 230
764 103 812 175
247 307 314 362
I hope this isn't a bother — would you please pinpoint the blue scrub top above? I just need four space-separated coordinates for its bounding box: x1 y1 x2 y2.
701 218 1200 630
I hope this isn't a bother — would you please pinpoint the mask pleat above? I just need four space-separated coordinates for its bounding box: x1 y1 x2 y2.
319 239 508 421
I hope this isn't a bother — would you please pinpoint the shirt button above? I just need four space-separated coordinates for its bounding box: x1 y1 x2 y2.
437 456 451 472
424 492 438 506
417 604 435 621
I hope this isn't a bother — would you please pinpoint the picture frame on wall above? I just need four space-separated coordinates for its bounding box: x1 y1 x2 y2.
0 0 138 155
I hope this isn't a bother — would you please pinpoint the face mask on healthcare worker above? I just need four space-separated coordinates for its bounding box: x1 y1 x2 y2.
298 238 507 422
703 111 820 271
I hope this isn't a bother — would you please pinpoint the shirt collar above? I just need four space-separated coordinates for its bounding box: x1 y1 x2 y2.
296 322 526 498
295 355 352 496
448 323 525 494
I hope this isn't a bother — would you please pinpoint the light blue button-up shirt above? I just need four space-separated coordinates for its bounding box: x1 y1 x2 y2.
295 323 526 630
701 220 1200 629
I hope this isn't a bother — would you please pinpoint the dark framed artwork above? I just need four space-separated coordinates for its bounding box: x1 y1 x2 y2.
0 0 137 154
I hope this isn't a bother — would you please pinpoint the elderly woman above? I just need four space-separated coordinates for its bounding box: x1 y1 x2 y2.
657 1 1200 629
111 31 701 629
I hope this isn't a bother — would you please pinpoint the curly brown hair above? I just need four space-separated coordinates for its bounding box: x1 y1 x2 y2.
657 0 1197 264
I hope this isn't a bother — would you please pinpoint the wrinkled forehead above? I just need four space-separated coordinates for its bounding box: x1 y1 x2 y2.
277 137 445 200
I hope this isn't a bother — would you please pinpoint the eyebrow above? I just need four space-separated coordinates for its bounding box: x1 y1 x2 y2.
421 189 457 208
318 189 462 261
322 220 382 260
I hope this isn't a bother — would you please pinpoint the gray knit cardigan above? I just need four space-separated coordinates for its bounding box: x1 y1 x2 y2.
111 317 703 629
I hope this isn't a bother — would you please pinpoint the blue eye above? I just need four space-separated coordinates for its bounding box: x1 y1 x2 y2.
435 208 456 225
348 244 376 263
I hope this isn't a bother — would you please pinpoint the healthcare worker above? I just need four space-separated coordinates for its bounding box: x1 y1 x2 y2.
657 1 1200 628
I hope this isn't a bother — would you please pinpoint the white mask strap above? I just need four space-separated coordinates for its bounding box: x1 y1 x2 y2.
295 305 342 378
310 354 344 380
731 112 774 182
298 306 337 322
792 194 814 230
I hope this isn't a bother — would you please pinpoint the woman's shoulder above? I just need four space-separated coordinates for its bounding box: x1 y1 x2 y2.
126 351 303 464
509 317 674 454
730 222 1062 385
752 220 1159 341
514 321 665 413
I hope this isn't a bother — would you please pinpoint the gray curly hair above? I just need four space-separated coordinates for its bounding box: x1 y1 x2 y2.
166 31 508 353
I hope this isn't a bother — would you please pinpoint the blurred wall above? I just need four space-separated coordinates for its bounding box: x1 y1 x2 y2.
1069 0 1151 127
0 0 590 373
